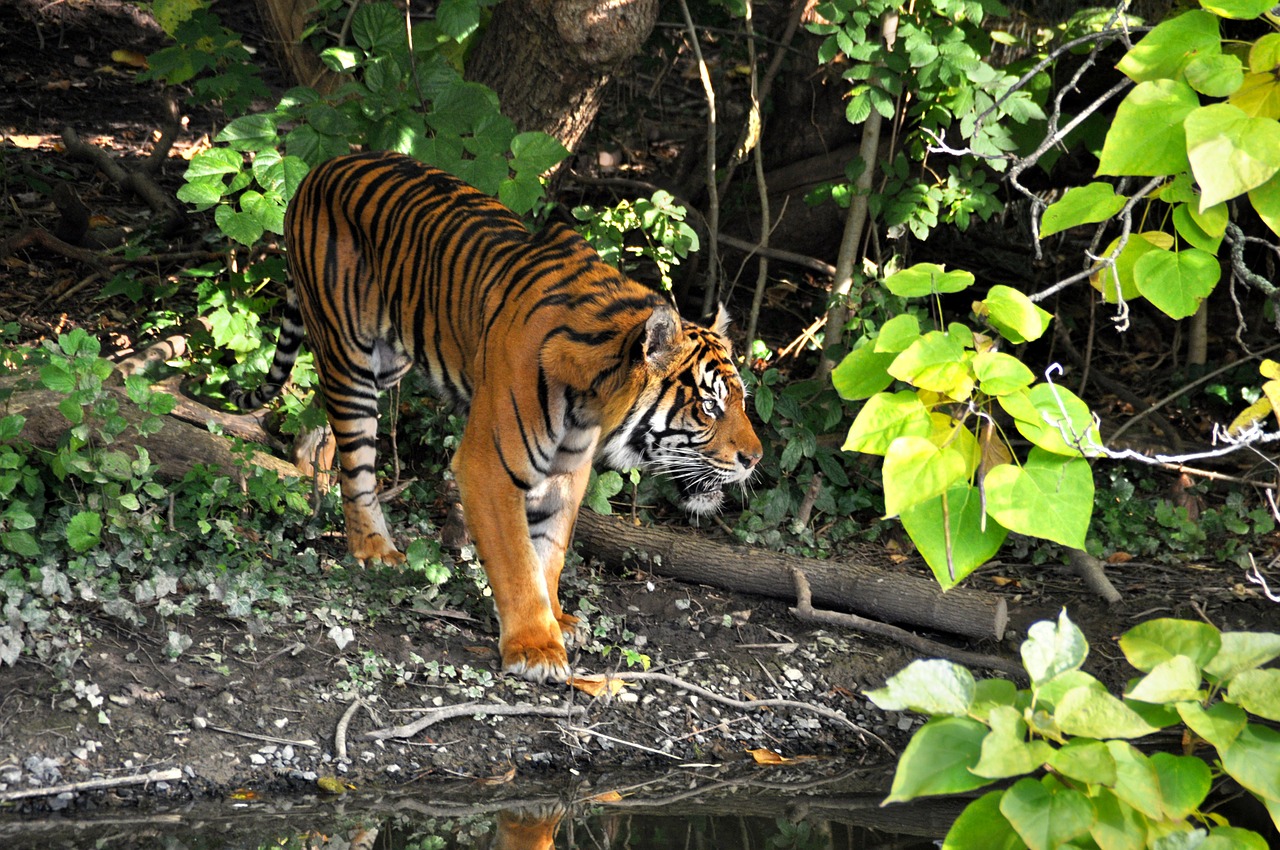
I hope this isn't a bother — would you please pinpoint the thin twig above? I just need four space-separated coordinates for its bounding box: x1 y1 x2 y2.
676 0 720 315
0 767 184 803
359 701 586 742
205 723 320 750
610 670 894 755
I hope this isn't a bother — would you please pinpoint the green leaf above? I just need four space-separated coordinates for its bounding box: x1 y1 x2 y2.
942 791 1028 850
1204 630 1280 681
176 177 229 210
865 658 976 716
900 484 1008 590
1226 668 1280 721
1184 52 1244 98
883 263 974 297
843 390 932 455
1119 618 1222 672
1124 655 1205 703
39 362 76 393
1050 739 1117 787
1116 10 1220 83
1250 173 1280 238
882 436 968 517
509 131 569 176
972 705 1053 780
1040 182 1126 238
831 344 897 401
1219 723 1280 806
57 396 84 426
351 2 403 54
981 286 1052 344
883 716 991 803
1106 741 1164 820
1171 204 1222 253
436 0 482 41
984 450 1093 550
1000 777 1095 850
1092 231 1172 303
0 414 24 443
888 330 976 399
214 205 266 247
1177 701 1246 751
1185 103 1280 209
216 114 279 151
2 530 41 558
875 314 922 353
1200 0 1275 18
66 511 103 553
1056 685 1159 739
972 351 1035 395
1204 828 1269 850
1089 788 1148 850
999 384 1102 456
1097 81 1199 176
1150 752 1211 820
183 147 244 179
1020 610 1089 686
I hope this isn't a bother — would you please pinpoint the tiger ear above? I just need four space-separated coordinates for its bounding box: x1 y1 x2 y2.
642 305 681 369
711 303 732 339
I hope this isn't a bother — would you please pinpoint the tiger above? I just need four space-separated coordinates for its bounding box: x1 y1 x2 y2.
231 150 762 683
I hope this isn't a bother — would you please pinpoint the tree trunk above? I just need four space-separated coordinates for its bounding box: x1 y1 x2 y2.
250 0 340 93
464 0 660 154
574 511 1009 642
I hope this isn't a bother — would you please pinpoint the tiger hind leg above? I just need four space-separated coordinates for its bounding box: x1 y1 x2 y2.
324 377 404 566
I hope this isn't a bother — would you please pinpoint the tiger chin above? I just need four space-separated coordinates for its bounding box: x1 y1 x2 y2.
231 151 762 684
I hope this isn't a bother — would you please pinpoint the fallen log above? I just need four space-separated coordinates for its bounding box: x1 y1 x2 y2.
6 386 296 484
574 511 1008 643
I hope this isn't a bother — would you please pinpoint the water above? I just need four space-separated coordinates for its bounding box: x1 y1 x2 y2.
0 768 956 849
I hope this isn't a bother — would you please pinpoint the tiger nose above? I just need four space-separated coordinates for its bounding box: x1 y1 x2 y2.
737 449 762 470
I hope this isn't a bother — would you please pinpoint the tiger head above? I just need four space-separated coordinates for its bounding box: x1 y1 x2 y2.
602 304 763 514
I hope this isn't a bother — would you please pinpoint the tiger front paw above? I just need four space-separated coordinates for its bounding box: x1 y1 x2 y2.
500 631 571 683
349 534 405 566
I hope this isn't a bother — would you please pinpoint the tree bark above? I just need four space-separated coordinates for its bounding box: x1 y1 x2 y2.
464 0 660 154
250 0 340 93
574 511 1009 642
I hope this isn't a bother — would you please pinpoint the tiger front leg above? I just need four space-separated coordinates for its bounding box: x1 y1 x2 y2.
453 430 570 683
524 463 595 642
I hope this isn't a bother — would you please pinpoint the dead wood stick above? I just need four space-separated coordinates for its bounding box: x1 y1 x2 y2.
610 670 893 754
1065 548 1122 604
789 568 1025 681
574 511 1008 642
61 125 185 235
360 701 586 741
0 227 111 271
0 767 183 802
204 723 320 749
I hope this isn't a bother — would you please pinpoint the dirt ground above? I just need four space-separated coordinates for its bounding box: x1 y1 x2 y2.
1 0 1278 824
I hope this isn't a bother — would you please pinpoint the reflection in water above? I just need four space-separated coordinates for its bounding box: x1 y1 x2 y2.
0 769 953 849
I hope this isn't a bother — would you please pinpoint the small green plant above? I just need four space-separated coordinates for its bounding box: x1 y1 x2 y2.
141 0 269 114
572 190 700 289
870 610 1280 849
832 263 1099 588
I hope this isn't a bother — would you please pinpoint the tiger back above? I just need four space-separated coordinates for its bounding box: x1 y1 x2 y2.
235 151 762 682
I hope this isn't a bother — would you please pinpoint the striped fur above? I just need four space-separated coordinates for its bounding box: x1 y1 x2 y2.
233 151 762 682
